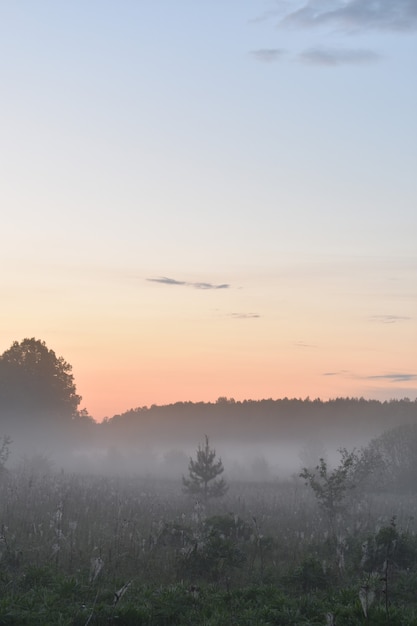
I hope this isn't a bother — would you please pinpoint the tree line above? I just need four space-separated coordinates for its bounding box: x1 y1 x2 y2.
1 338 417 491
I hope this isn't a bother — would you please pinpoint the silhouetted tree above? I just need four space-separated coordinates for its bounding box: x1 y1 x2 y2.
0 338 81 421
0 435 11 475
0 339 95 461
364 423 417 491
300 447 374 531
183 436 228 502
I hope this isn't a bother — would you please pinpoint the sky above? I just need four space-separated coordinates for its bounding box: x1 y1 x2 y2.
1 0 416 421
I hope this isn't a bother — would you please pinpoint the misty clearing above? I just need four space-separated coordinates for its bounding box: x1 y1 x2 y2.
1 340 417 623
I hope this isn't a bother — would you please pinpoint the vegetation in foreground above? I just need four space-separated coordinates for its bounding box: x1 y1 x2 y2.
2 338 417 623
1 461 417 625
2 338 417 474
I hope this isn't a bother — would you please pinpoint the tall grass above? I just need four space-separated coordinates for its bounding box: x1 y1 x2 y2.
1 465 417 623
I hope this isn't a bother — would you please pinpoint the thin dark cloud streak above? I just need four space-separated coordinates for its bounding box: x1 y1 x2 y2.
147 277 230 290
281 0 417 33
366 373 417 382
299 46 380 65
369 314 411 324
194 282 230 290
229 312 260 319
323 370 416 383
147 277 186 286
323 370 350 377
250 48 287 62
293 341 317 348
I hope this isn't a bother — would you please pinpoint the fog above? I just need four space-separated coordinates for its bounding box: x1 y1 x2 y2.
3 403 417 623
3 398 417 483
3 422 382 481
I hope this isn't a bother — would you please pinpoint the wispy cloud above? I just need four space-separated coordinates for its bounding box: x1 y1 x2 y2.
147 277 186 286
250 48 287 63
281 0 417 33
322 370 417 384
249 7 286 25
294 341 317 348
147 276 230 290
299 47 380 66
250 1 416 69
366 373 417 382
194 282 230 290
323 370 350 377
229 312 260 319
369 314 411 324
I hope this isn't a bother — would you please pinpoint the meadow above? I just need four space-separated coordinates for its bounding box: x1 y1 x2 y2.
1 460 417 625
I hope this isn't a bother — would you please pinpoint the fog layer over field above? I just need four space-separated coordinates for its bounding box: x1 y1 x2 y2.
5 397 417 481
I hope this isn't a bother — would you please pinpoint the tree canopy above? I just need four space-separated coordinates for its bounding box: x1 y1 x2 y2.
0 338 82 422
364 423 417 492
183 436 228 501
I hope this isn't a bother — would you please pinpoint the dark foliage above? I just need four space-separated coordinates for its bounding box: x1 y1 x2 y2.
0 338 81 420
182 436 228 501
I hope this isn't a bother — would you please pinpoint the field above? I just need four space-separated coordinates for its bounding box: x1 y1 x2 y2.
1 464 417 625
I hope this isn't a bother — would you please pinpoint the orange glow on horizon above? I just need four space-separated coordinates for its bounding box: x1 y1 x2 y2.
76 365 416 422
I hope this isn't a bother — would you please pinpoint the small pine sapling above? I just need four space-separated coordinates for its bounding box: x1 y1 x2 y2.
0 436 11 475
183 436 228 502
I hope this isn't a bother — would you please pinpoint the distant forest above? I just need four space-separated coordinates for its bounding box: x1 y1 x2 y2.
1 339 416 473
3 346 417 622
102 396 417 447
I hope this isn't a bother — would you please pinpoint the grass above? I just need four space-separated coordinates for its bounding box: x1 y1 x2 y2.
1 469 417 624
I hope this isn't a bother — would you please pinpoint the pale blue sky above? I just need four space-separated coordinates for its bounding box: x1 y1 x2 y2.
1 1 416 418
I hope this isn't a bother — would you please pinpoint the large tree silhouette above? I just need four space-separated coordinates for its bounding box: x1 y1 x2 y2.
0 338 82 423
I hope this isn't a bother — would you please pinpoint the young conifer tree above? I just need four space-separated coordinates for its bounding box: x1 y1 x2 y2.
182 435 228 502
0 436 11 475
